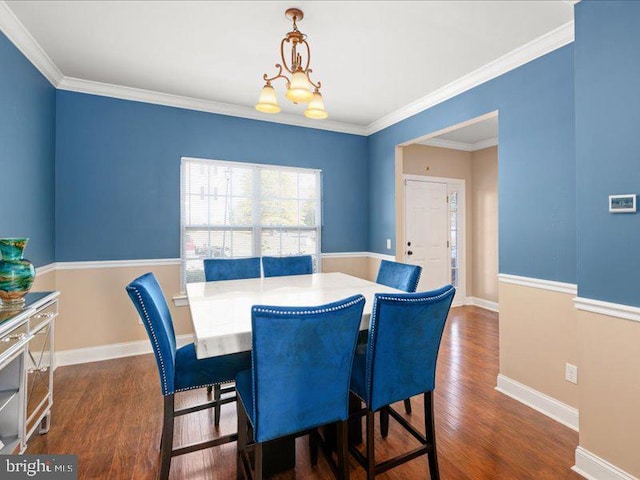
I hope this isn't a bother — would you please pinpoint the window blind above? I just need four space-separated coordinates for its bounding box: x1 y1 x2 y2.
181 157 322 285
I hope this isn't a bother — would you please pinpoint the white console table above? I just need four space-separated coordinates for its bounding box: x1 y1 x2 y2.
0 291 57 454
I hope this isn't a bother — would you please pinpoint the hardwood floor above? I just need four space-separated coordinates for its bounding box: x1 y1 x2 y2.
27 306 581 479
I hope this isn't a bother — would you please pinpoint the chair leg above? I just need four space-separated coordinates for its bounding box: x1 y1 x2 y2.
309 429 318 466
424 392 440 480
366 411 376 480
404 397 412 414
336 420 350 480
159 395 175 480
207 385 213 395
254 442 263 480
214 384 222 426
380 407 389 438
237 399 246 480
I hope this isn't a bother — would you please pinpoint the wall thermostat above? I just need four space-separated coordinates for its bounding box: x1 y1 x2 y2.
609 194 636 213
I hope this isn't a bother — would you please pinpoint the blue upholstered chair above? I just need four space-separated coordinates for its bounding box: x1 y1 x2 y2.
349 285 455 480
203 257 261 424
261 254 313 277
236 295 366 480
204 257 261 282
126 273 250 480
376 259 421 292
373 259 422 414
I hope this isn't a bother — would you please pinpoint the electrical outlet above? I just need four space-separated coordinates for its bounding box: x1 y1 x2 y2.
565 363 578 384
386 239 391 249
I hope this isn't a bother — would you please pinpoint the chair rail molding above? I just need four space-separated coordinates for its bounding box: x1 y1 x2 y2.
573 446 639 480
498 273 577 295
496 374 579 432
574 296 640 323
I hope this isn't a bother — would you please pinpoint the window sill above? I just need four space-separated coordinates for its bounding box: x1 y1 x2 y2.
173 294 189 307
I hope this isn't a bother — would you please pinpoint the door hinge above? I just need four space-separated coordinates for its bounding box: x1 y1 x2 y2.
446 195 449 203
447 240 450 248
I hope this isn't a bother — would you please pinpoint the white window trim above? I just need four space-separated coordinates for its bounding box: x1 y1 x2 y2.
180 156 323 290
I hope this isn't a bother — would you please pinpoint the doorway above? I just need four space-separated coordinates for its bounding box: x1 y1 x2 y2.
404 176 466 300
395 111 499 310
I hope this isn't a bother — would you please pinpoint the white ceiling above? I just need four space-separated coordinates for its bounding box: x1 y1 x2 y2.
437 116 498 145
416 115 498 151
5 1 573 127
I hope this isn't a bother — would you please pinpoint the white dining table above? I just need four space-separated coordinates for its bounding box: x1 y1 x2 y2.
186 272 401 359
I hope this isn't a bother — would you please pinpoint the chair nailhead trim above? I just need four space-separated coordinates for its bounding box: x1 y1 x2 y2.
412 269 422 292
175 380 233 394
251 295 366 435
377 286 454 303
365 286 455 407
252 296 365 315
129 286 171 396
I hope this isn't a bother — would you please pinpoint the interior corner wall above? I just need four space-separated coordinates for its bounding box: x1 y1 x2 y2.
574 1 640 476
0 31 56 267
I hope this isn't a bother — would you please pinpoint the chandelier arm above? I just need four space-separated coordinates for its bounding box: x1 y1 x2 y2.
280 38 294 74
305 69 322 90
263 64 290 85
301 39 311 73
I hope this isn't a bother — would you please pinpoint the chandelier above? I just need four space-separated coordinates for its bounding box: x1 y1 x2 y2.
255 8 328 120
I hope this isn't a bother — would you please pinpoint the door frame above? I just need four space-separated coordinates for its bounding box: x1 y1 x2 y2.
402 174 466 304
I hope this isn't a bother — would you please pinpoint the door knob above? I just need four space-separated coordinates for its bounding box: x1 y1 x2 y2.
407 250 413 256
407 241 411 246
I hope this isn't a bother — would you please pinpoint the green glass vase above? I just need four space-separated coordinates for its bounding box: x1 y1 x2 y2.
0 238 36 306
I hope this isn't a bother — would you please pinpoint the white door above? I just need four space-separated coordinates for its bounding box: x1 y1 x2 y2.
405 180 449 291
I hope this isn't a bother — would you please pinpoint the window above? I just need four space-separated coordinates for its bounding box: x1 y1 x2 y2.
181 157 322 285
449 191 459 288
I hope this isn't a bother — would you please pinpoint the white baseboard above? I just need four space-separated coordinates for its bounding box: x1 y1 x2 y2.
466 296 499 312
54 334 193 368
495 374 579 431
573 447 638 480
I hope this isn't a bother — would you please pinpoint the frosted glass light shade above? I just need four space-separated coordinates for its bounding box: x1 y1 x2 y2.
286 70 313 103
304 91 328 119
255 85 281 113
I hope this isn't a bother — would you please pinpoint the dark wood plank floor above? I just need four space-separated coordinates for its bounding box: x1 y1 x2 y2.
28 306 581 479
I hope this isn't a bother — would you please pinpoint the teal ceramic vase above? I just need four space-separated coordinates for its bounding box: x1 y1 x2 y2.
0 238 36 306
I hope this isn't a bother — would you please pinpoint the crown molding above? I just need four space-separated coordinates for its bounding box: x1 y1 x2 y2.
1 0 573 138
0 1 63 86
366 20 575 135
417 136 498 152
57 76 368 136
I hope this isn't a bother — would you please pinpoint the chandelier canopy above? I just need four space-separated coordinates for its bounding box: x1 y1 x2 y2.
255 8 328 120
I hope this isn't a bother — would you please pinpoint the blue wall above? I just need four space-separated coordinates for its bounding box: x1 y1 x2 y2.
55 91 369 261
368 45 577 284
0 32 56 267
575 1 640 305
